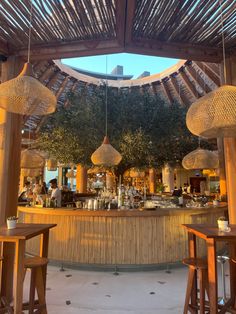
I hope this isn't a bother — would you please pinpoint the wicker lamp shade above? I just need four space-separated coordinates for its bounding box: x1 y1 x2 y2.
66 170 76 178
47 159 58 171
124 168 145 178
186 85 236 138
21 149 45 169
21 168 42 177
182 148 219 170
91 136 122 166
0 62 57 116
88 166 112 175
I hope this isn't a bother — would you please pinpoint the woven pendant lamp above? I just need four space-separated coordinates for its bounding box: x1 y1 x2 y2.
66 169 76 178
0 1 56 116
186 85 236 138
186 2 236 139
182 148 219 170
47 159 58 171
91 136 122 166
124 167 145 178
21 168 42 177
91 56 122 166
21 149 45 169
0 63 56 116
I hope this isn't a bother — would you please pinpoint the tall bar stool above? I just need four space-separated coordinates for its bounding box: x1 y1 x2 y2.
217 255 229 305
183 257 209 314
23 256 48 314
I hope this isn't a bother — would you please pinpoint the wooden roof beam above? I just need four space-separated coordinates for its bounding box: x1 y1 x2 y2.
194 61 221 86
185 65 211 94
125 39 223 63
179 68 198 100
115 0 126 46
161 80 173 104
170 75 188 106
125 0 136 45
15 39 124 61
0 40 9 56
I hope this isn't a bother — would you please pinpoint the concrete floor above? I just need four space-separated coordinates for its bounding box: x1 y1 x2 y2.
23 264 230 314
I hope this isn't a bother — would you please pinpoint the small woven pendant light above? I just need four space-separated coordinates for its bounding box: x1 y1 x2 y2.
182 148 219 170
47 159 58 171
186 1 236 139
91 57 122 166
66 169 76 178
91 136 122 166
21 149 45 169
0 1 56 116
124 167 145 178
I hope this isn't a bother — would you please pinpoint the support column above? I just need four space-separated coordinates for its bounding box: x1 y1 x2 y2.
76 164 87 193
149 168 156 194
58 165 63 188
162 163 174 192
0 56 23 299
222 56 236 223
217 138 227 201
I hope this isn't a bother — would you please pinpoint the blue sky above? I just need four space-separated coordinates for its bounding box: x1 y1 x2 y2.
62 53 180 79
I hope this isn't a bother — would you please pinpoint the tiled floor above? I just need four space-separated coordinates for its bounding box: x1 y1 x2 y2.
23 263 230 314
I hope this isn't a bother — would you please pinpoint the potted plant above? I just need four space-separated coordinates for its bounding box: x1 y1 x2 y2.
6 216 18 229
217 216 229 231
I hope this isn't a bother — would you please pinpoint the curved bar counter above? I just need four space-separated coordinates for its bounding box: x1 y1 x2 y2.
18 205 227 268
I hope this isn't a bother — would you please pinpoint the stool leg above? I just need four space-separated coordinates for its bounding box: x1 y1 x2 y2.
199 269 207 314
29 269 36 314
184 267 195 314
35 267 47 314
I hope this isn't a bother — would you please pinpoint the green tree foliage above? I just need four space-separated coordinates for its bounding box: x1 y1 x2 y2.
36 85 213 172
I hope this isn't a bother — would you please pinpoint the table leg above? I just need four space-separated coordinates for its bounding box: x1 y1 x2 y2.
13 239 25 314
229 242 236 308
188 232 198 312
207 238 218 314
39 231 49 293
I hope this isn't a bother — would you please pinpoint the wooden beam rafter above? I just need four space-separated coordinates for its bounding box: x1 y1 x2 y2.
125 38 223 63
15 39 124 61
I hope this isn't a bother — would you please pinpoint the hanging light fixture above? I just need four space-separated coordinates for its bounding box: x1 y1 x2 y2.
21 168 42 177
91 57 122 166
21 149 45 169
186 1 236 138
0 1 56 116
47 159 58 171
182 148 219 170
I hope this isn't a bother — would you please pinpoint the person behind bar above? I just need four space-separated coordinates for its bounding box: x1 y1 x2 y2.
49 178 61 207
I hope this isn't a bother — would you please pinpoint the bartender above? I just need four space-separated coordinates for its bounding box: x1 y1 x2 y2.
49 178 61 207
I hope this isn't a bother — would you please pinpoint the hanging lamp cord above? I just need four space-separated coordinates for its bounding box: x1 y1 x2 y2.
27 0 33 63
105 56 108 137
219 0 227 84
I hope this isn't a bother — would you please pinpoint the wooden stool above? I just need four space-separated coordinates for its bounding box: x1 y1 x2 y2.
183 257 209 314
23 256 48 314
0 257 13 314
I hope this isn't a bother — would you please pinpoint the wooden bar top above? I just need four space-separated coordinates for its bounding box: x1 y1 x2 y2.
18 204 228 217
182 224 236 240
0 223 56 240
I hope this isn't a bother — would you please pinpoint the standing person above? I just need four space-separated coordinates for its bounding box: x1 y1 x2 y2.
41 182 48 195
49 178 61 207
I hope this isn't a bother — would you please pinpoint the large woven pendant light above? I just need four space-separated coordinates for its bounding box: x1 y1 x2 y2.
21 168 42 177
186 1 236 139
182 148 219 170
91 57 122 166
0 1 56 116
21 149 45 169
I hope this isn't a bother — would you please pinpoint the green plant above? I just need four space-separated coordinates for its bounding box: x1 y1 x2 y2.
217 216 227 221
156 182 166 193
7 216 18 221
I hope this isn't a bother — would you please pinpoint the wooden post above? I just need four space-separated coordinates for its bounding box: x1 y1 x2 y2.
76 164 87 193
0 56 23 299
149 168 156 194
162 163 174 192
217 138 227 201
222 56 236 223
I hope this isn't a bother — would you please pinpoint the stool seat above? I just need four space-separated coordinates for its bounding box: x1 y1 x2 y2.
183 257 208 270
24 256 48 268
232 259 236 263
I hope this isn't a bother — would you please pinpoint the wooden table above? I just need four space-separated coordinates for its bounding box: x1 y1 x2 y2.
0 223 56 314
182 224 236 314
